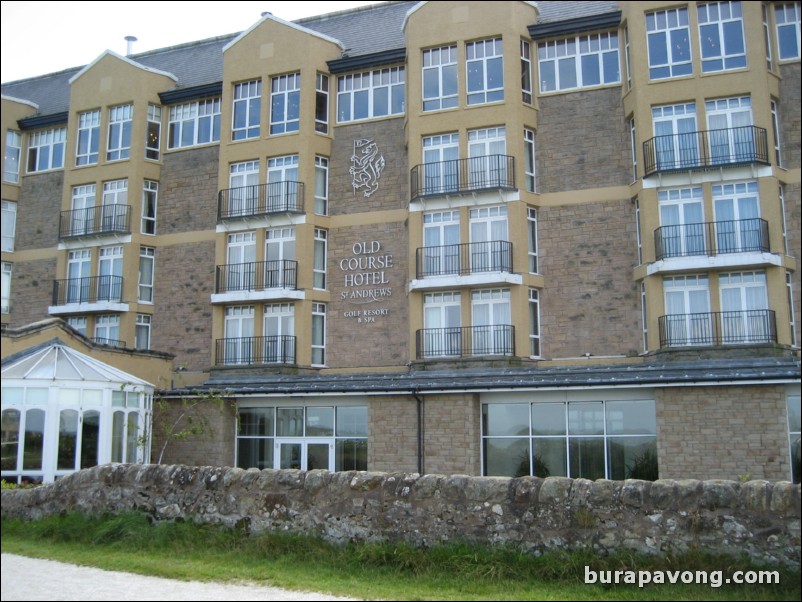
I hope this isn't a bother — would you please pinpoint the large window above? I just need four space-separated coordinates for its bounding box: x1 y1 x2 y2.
719 271 769 343
312 303 327 366
467 38 504 105
529 289 541 358
232 80 262 141
145 104 161 160
107 104 133 161
135 314 151 350
698 2 746 73
168 98 221 148
775 2 801 60
224 306 255 365
527 207 538 274
337 67 405 122
537 32 619 93
138 247 155 303
521 39 533 104
27 127 66 172
4 130 21 182
482 399 657 480
76 110 100 166
423 45 458 111
647 8 692 80
263 304 295 363
237 405 368 472
314 156 328 215
524 129 535 192
422 133 459 195
2 200 16 252
314 229 327 290
141 180 158 235
663 275 711 346
316 73 329 134
270 73 300 135
423 292 461 357
94 315 120 345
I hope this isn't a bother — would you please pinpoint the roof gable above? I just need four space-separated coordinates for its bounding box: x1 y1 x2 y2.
223 12 345 53
68 49 177 85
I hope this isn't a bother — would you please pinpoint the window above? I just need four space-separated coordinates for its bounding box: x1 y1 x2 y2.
482 399 657 480
107 104 133 161
663 275 711 346
641 282 648 352
232 80 262 140
4 130 21 182
27 127 66 172
66 316 87 336
312 303 326 366
67 250 91 303
94 315 120 345
263 304 294 363
788 394 801 483
712 181 760 254
422 210 460 277
98 246 123 302
270 73 300 135
314 229 327 290
168 98 221 148
141 180 158 235
468 127 507 188
145 104 161 160
467 38 504 105
135 314 151 350
423 292 461 357
719 271 769 343
524 129 535 192
787 273 798 348
267 155 300 212
537 32 619 93
68 184 95 237
2 201 16 252
779 185 789 255
527 207 538 273
226 232 256 291
529 289 541 358
101 179 128 232
1 262 11 314
635 198 643 265
422 133 459 195
337 67 405 122
646 8 692 80
776 2 801 60
314 156 328 215
471 289 512 355
706 96 753 164
138 247 155 303
652 103 698 171
224 306 255 365
265 228 294 289
521 39 533 104
698 1 746 72
625 27 632 88
423 45 458 111
629 117 638 181
469 206 509 272
658 186 705 258
228 160 259 217
76 110 100 166
771 100 782 166
316 73 329 134
763 5 774 69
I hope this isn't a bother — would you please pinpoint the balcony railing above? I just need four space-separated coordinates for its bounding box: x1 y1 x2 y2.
59 205 132 239
658 310 777 348
415 325 515 359
92 337 126 349
215 260 298 294
52 276 124 306
643 126 769 177
654 218 770 260
416 241 513 279
218 182 304 221
215 335 296 366
410 155 516 200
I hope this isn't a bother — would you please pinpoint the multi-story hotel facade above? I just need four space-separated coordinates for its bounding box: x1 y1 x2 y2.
2 1 800 484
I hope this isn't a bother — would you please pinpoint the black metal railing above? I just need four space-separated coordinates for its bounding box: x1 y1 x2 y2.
415 325 515 359
218 182 304 221
59 205 131 239
52 276 124 306
410 155 516 200
214 336 296 366
92 337 126 348
658 310 777 348
215 260 298 294
643 126 768 176
654 218 770 260
415 241 513 279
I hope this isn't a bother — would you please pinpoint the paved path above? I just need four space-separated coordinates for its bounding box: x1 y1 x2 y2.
1 553 359 601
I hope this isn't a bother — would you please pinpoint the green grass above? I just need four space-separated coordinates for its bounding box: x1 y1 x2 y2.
2 513 800 601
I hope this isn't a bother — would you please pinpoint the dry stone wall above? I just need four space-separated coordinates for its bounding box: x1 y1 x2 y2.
2 464 799 567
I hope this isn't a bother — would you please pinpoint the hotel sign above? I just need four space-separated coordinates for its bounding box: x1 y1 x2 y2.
339 240 394 323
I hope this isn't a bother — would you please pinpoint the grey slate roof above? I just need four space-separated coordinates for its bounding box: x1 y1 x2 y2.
169 357 801 396
535 1 620 23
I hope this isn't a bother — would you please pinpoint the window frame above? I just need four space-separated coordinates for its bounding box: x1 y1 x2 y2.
312 303 327 366
646 7 693 80
232 80 262 141
141 180 158 236
537 31 620 93
314 156 329 215
76 110 101 166
529 288 541 358
1 262 11 314
336 66 405 123
26 127 66 173
4 130 22 183
138 247 155 304
422 45 458 112
135 314 151 350
466 37 504 105
2 200 17 252
697 1 747 73
314 228 327 290
145 104 161 160
168 98 221 149
270 73 301 135
775 2 801 61
315 73 330 134
107 104 133 162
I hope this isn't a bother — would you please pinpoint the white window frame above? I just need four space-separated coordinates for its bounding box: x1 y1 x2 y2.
141 180 158 235
107 104 133 162
529 288 541 358
787 273 798 348
314 156 328 215
719 271 769 344
265 228 294 289
423 291 462 357
527 207 538 274
646 8 693 80
521 39 533 104
168 98 221 148
698 1 747 73
27 127 66 173
2 200 17 252
422 133 459 195
94 315 121 344
1 262 11 314
471 288 512 358
537 31 620 93
224 306 255 365
66 316 87 336
314 229 327 290
232 80 262 141
138 247 155 304
270 73 301 135
775 2 801 61
663 275 711 346
312 303 327 366
771 100 782 166
315 73 329 134
145 104 161 160
337 67 405 123
629 117 638 181
76 110 100 166
466 37 504 105
422 210 460 277
641 282 648 353
524 129 536 192
135 314 151 350
263 303 295 364
4 130 22 183
422 45 458 112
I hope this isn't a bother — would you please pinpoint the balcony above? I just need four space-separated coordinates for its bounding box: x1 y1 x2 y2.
212 260 302 304
215 335 296 366
410 155 516 201
51 276 123 306
658 310 777 348
218 182 305 222
416 241 513 278
92 337 126 349
643 126 769 177
655 218 770 260
59 205 131 240
415 325 515 359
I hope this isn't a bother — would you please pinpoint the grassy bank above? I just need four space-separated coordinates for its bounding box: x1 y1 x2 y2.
1 513 799 601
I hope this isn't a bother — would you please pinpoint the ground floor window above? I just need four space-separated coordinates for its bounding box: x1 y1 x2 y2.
237 404 367 472
482 398 657 480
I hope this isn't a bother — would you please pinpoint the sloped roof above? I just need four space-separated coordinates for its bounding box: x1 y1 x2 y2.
535 1 620 23
1 338 152 387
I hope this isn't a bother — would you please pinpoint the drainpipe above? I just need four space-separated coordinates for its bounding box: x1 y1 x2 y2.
412 390 425 475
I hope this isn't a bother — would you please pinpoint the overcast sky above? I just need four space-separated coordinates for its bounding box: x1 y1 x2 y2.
1 1 379 83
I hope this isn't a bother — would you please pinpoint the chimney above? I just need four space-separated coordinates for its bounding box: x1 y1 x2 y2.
124 36 138 56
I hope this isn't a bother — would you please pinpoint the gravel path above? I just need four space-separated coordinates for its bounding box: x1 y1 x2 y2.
1 553 359 601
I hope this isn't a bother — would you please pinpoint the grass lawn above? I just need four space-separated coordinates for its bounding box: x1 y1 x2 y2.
1 513 799 601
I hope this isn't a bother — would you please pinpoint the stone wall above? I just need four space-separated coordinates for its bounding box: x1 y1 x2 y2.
779 63 801 170
7 257 56 325
159 146 220 233
2 464 799 567
16 171 62 251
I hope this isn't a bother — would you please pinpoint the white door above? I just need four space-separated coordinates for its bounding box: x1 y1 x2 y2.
224 306 254 364
226 232 256 291
653 103 698 170
658 187 705 258
472 289 511 355
71 185 95 236
468 127 506 188
663 275 711 346
229 161 259 216
713 182 760 254
470 206 508 272
720 272 769 343
263 304 294 363
265 227 296 287
423 211 460 276
423 292 461 356
423 133 459 194
67 249 91 303
706 97 753 164
274 439 334 471
101 180 128 231
98 246 123 301
267 156 299 212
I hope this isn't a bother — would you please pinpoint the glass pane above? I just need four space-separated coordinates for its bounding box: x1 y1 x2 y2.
483 404 529 436
126 413 139 463
791 434 801 484
569 437 605 479
306 407 334 437
307 443 330 470
483 437 529 477
2 388 23 405
607 436 658 481
112 411 125 463
238 437 273 470
27 388 49 405
83 390 102 406
532 403 566 436
788 396 801 433
532 438 567 478
239 408 274 436
279 442 302 469
81 411 100 469
277 408 304 437
568 402 604 435
605 400 657 435
1 409 21 470
22 409 45 470
336 439 367 471
57 410 78 470
336 406 367 437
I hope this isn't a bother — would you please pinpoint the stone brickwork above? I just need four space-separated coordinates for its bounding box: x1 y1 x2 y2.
159 146 220 234
779 63 801 170
328 222 409 369
151 241 215 371
369 397 419 473
329 118 408 215
7 258 56 325
423 394 480 476
786 181 801 348
16 171 62 251
536 88 630 193
538 198 641 359
656 385 792 482
3 464 799 566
